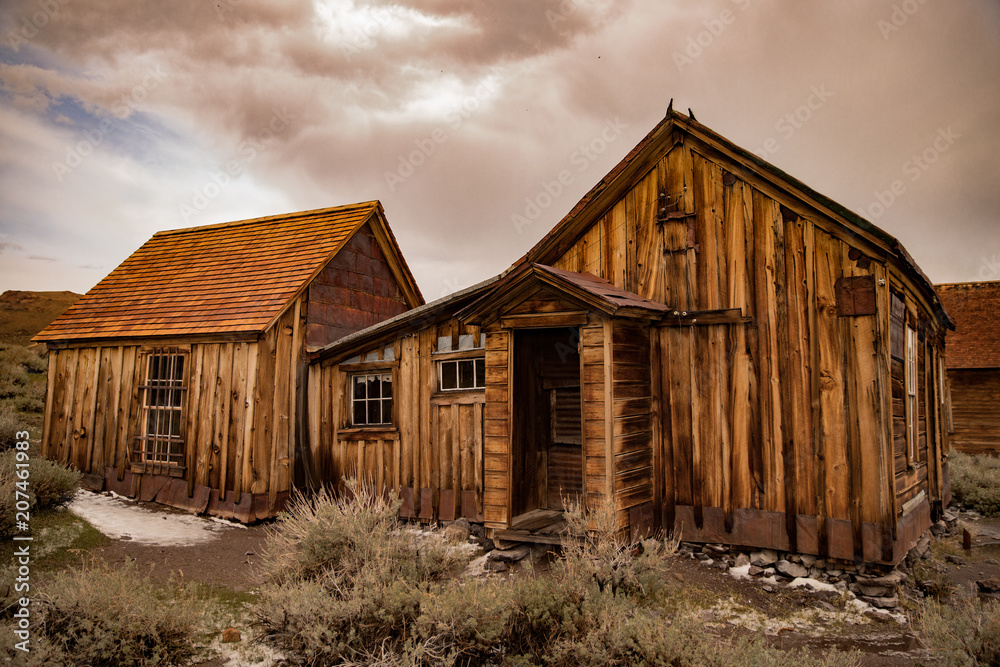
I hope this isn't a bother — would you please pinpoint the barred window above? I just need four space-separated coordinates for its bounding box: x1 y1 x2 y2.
352 372 393 426
135 352 186 468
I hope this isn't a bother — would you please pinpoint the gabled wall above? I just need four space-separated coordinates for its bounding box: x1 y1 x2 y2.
544 138 949 563
305 223 411 349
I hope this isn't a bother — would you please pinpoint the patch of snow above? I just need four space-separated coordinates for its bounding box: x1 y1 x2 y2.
464 553 491 578
728 563 752 580
211 516 248 529
788 577 839 592
68 490 234 547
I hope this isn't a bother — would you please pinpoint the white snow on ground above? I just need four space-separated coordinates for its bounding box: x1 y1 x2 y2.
68 490 236 546
787 576 839 592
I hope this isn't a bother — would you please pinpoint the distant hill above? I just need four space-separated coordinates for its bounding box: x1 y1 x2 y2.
0 290 82 347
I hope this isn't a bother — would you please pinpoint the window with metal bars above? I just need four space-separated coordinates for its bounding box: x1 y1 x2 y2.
351 372 393 426
135 352 187 469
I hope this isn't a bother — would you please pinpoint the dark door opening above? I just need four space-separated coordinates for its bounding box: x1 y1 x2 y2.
511 327 584 524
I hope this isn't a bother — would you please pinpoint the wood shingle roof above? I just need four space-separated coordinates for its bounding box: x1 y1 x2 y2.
35 201 405 342
936 281 1000 369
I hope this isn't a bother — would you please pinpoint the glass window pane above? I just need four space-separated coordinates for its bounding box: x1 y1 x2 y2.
367 376 381 399
353 377 366 400
383 398 393 424
475 359 485 388
381 375 392 398
458 359 474 388
354 401 367 425
441 362 457 390
368 400 381 425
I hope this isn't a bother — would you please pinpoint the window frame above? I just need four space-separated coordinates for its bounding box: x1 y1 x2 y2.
133 349 188 475
350 370 394 428
905 325 918 464
438 357 486 392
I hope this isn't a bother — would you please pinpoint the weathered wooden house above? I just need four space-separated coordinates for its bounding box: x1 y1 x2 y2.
34 201 422 521
935 281 1000 455
311 109 953 564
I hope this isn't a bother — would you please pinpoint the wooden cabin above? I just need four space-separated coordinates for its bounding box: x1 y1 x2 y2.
34 201 422 521
935 281 1000 455
312 110 953 565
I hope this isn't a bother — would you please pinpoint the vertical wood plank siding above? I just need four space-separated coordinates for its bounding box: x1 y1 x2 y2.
547 143 947 563
308 317 488 524
41 299 308 519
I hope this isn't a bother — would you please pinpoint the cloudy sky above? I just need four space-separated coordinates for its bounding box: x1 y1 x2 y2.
1 0 998 302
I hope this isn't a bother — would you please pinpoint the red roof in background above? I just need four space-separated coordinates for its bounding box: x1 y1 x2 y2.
936 281 1000 369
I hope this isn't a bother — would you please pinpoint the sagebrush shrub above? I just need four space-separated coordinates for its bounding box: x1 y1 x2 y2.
949 451 1000 517
920 598 1000 666
3 559 199 666
0 406 20 451
0 446 79 540
253 483 858 666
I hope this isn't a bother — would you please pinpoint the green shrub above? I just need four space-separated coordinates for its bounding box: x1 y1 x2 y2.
254 485 858 666
261 480 458 588
0 406 20 451
1 559 200 666
0 446 80 539
949 451 1000 517
920 598 1000 666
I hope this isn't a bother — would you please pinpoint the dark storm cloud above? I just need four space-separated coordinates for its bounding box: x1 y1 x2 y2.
0 0 997 294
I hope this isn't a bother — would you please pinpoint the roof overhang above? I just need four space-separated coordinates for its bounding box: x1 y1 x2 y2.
460 263 671 327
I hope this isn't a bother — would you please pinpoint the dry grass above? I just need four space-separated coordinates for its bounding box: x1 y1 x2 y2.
254 489 859 666
919 598 1000 666
949 451 1000 517
1 558 201 666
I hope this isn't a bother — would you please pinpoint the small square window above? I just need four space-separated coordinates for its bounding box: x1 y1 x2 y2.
351 372 393 426
439 358 485 391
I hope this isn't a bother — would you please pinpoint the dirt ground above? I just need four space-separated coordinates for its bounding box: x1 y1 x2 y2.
84 497 273 590
82 499 1000 666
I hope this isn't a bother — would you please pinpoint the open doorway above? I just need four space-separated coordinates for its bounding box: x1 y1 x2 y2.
510 327 583 530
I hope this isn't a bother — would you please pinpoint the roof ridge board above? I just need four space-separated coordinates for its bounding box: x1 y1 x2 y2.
150 201 379 238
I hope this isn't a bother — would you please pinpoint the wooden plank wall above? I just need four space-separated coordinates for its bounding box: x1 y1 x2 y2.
948 369 1000 455
311 317 487 523
41 298 307 517
610 319 653 529
581 319 609 514
550 140 947 560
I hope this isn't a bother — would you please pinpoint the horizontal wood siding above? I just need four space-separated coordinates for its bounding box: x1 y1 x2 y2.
610 320 652 529
948 369 1000 455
